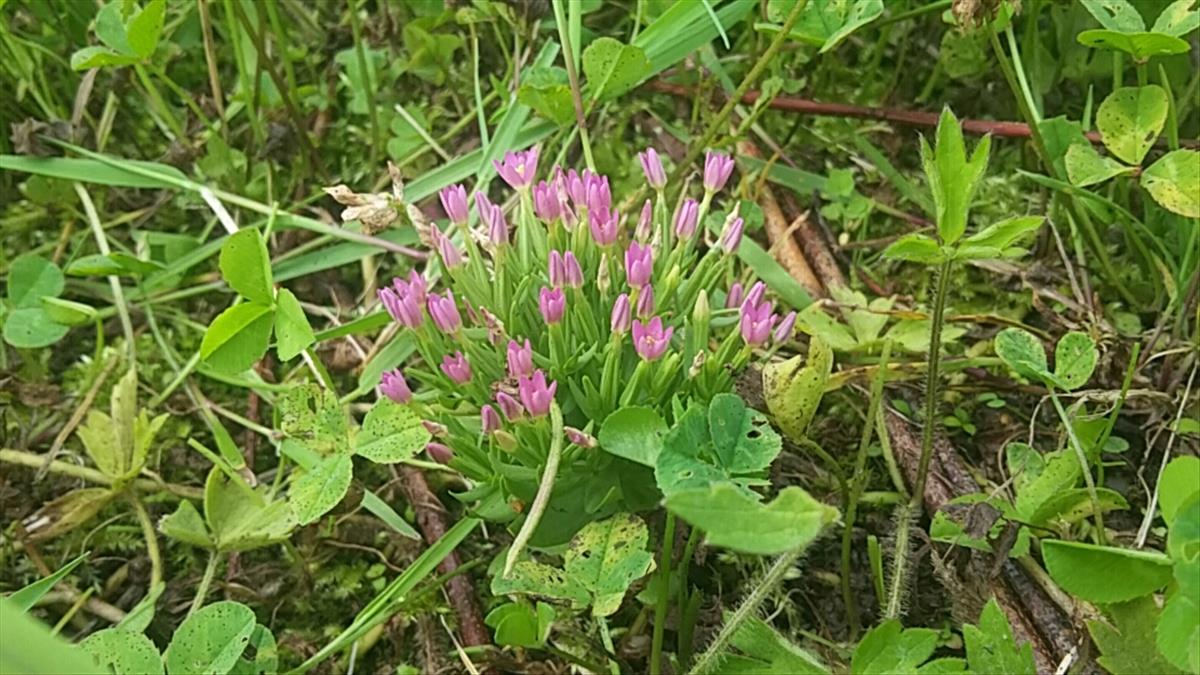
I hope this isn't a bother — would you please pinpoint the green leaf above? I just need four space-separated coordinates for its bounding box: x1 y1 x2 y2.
926 107 990 246
81 629 163 675
1052 332 1098 391
70 46 140 70
125 0 165 58
882 234 945 264
272 289 314 361
199 302 274 374
1080 0 1145 31
229 624 277 675
0 601 104 674
963 216 1044 250
354 400 430 463
360 489 420 540
66 252 164 277
962 598 1037 675
796 304 858 352
1077 30 1191 59
1042 539 1173 603
851 619 938 674
665 483 838 555
116 581 163 633
1027 487 1128 528
708 394 780 472
1159 456 1200 527
1141 149 1200 218
76 368 161 481
994 328 1049 383
203 469 297 552
762 338 832 444
1152 0 1200 36
1064 143 1134 187
94 1 134 54
1089 596 1183 675
655 395 782 496
0 155 188 189
1097 86 1169 165
598 406 668 468
830 285 893 345
164 601 256 675
770 0 884 53
712 615 830 674
735 238 813 309
516 67 575 126
3 308 69 348
42 297 98 326
6 254 64 308
279 384 351 456
582 37 652 102
485 603 544 648
219 229 274 305
289 454 353 525
7 552 89 613
159 500 214 548
1014 449 1087 521
1158 576 1200 674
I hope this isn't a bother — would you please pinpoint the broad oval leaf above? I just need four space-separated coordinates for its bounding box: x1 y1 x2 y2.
1151 0 1200 36
164 601 256 675
598 406 668 468
81 629 163 675
882 233 944 264
665 483 839 555
708 393 781 473
203 469 297 552
199 302 274 374
1160 456 1200 528
582 37 651 102
1141 149 1200 218
1077 30 1191 60
3 307 69 348
6 254 64 308
1080 0 1144 31
273 288 314 361
289 454 353 524
126 0 166 59
1052 331 1098 391
1097 86 1169 165
851 619 939 674
158 499 215 549
1065 142 1134 187
219 229 274 305
994 328 1049 383
354 400 430 463
1042 539 1173 603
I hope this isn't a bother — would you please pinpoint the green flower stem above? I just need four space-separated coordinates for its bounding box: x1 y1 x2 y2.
129 493 163 588
552 0 595 172
189 550 221 616
0 448 202 500
1048 391 1106 545
75 183 135 361
649 511 676 675
504 403 564 576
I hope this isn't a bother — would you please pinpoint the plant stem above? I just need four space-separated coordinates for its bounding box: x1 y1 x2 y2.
190 550 221 616
348 0 380 168
1048 392 1106 545
650 511 676 675
0 448 201 499
909 259 952 505
841 341 891 640
130 494 163 588
504 403 564 576
75 183 135 361
552 0 595 171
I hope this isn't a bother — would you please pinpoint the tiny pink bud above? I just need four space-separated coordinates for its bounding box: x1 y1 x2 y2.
563 252 583 288
431 225 464 268
378 369 412 403
774 311 798 344
496 391 524 420
624 241 653 289
476 191 508 246
533 180 561 221
564 426 597 448
427 289 462 333
549 250 566 287
481 405 502 433
638 148 667 190
507 339 534 379
611 293 631 334
636 199 653 241
423 420 448 436
720 216 744 254
725 282 744 309
703 150 736 193
426 442 454 464
439 184 469 224
744 281 767 308
673 199 699 239
538 287 566 324
636 286 655 319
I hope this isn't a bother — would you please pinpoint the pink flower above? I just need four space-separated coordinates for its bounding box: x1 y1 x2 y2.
426 442 454 464
440 351 472 384
565 426 597 448
378 369 412 403
720 216 744 253
725 282 744 309
638 148 667 189
507 339 534 379
632 317 674 361
589 207 620 246
774 311 798 344
493 147 540 190
431 225 464 268
625 241 653 289
538 287 566 324
394 270 427 307
439 184 469 225
549 250 566 287
673 198 699 238
586 175 612 217
495 391 524 420
563 252 583 288
563 168 588 207
476 191 508 246
703 150 735 193
744 281 767 308
533 180 560 221
427 289 461 333
636 199 653 241
636 286 655 319
739 297 777 346
378 286 422 328
481 405 502 433
611 293 631 334
518 370 557 417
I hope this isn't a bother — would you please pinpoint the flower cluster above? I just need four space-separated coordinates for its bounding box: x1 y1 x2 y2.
371 147 794 489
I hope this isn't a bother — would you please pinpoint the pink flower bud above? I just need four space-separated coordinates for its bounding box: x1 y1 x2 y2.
518 370 557 417
397 270 427 306
611 293 631 334
632 316 674 361
636 199 653 241
378 369 412 403
427 289 461 333
636 286 655 319
533 180 561 221
495 391 524 420
589 206 619 246
426 442 454 464
493 147 540 190
720 216 744 254
481 405 502 433
549 250 566 287
476 191 508 246
638 148 667 190
725 282 744 309
538 287 566 324
507 339 534 379
744 281 767 308
378 286 422 328
563 252 583 288
624 241 653 289
703 150 735 193
564 426 597 448
439 184 469 225
673 199 699 239
431 225 464 268
440 351 472 384
774 311 798 344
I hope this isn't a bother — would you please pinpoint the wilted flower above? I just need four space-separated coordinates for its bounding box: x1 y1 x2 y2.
774 311 798 344
638 148 667 190
625 241 653 289
507 339 534 379
739 297 777 346
439 184 469 225
636 286 655 319
378 369 412 403
563 252 583 288
476 192 508 246
565 426 597 448
426 442 454 464
673 199 699 239
703 151 735 193
720 216 744 253
481 405 502 433
427 289 462 333
441 351 472 384
496 391 524 420
518 370 558 417
494 147 540 190
611 293 631 334
539 287 566 324
632 317 674 361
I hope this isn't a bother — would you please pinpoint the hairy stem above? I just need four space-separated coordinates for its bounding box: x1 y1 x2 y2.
504 403 564 576
910 259 952 505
